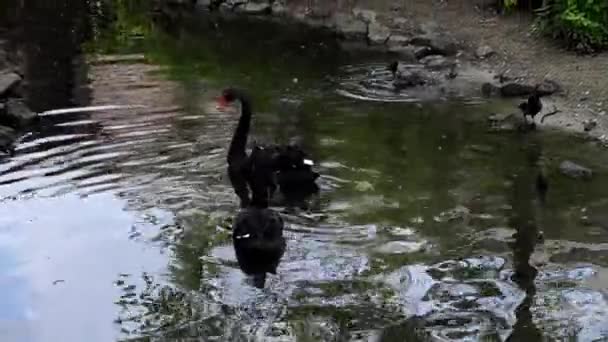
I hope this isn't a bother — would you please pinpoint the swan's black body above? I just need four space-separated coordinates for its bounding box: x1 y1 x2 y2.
518 92 543 124
221 88 319 206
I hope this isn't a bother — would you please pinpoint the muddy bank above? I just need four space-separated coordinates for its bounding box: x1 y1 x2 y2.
157 0 608 143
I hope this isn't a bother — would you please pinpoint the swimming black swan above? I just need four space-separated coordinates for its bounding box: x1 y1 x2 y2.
218 87 287 288
217 87 319 205
387 61 427 89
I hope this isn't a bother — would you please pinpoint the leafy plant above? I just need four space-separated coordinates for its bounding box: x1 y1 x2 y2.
536 0 608 51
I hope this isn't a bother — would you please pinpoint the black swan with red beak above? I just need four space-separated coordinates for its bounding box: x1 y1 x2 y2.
217 87 319 287
217 88 320 206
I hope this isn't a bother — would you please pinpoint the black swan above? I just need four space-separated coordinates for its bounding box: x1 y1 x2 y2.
387 61 427 89
518 90 543 125
217 88 319 205
218 87 287 288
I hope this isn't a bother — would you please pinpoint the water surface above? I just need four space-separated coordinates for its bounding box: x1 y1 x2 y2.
2 1 608 341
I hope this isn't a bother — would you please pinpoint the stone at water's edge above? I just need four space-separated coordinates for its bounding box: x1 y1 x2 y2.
367 22 391 45
500 83 536 97
234 1 271 15
414 46 433 60
559 160 593 180
475 45 495 59
482 79 563 98
2 99 38 129
420 55 454 70
0 71 21 98
333 13 368 40
410 33 459 56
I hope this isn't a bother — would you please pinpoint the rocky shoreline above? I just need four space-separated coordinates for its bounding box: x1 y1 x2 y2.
156 0 608 145
0 33 38 156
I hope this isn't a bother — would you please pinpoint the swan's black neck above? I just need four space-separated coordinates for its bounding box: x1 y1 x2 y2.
227 91 252 164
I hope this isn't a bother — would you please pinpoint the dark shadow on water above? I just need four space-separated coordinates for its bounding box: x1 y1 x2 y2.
506 132 544 341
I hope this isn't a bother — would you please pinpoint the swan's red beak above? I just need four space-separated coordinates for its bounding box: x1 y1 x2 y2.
215 96 229 111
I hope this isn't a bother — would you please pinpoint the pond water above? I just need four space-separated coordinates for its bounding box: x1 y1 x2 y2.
2 1 608 341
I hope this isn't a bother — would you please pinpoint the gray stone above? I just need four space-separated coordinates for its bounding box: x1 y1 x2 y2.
271 0 286 15
387 34 410 47
559 160 593 180
537 79 562 96
414 46 433 59
583 119 598 132
352 8 377 23
391 17 410 29
475 45 495 59
333 14 368 40
367 22 391 45
235 1 271 14
219 0 246 11
420 55 454 70
0 71 21 98
3 99 37 128
410 33 459 56
500 83 536 97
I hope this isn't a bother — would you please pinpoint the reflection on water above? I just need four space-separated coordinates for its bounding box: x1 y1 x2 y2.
2 1 608 341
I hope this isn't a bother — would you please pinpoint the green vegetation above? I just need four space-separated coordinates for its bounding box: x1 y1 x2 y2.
505 0 608 51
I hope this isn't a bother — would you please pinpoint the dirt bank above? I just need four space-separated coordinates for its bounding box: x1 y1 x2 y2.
165 0 608 143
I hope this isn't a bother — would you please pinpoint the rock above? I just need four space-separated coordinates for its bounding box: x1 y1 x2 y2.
0 125 16 152
481 80 561 98
583 119 598 132
2 99 38 128
420 55 454 70
235 1 271 15
410 33 459 56
367 22 391 45
271 0 286 15
219 0 246 11
0 71 21 98
391 17 410 29
352 8 377 23
333 14 368 40
559 160 592 180
387 35 410 47
475 45 495 59
536 79 562 96
414 46 433 59
500 83 535 97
